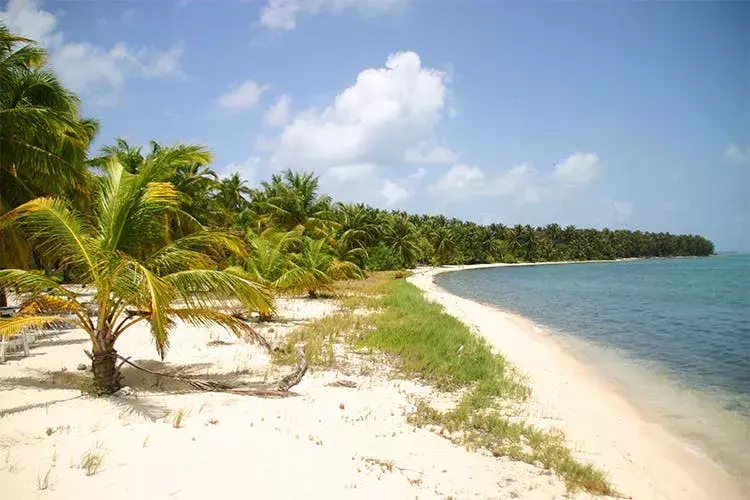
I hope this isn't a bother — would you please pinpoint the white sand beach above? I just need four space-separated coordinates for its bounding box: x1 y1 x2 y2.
1 266 745 499
0 295 593 500
409 264 748 500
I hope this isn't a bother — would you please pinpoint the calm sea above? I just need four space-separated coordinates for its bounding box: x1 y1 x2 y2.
436 255 750 478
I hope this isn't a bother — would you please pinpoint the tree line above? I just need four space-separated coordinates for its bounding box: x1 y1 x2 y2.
0 24 713 392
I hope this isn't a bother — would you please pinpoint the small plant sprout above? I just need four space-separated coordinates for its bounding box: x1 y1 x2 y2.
78 442 107 476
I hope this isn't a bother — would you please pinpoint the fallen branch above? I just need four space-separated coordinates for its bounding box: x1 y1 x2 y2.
82 346 309 397
277 346 308 391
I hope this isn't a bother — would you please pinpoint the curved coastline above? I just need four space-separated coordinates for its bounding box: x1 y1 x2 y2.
408 263 747 500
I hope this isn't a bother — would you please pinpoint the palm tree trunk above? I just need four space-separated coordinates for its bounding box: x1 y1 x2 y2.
0 287 7 308
92 339 120 395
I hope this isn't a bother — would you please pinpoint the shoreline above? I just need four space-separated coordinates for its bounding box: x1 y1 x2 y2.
408 264 747 500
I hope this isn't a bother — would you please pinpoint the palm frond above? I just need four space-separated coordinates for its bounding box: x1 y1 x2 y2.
0 269 75 298
167 308 270 349
0 315 75 339
0 197 97 276
18 294 84 315
163 269 273 315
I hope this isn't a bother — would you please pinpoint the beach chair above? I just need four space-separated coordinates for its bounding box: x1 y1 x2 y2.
0 306 30 363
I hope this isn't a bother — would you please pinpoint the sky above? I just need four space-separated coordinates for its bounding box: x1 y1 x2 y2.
1 0 749 251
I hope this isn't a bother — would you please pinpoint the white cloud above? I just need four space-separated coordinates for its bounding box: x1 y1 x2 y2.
265 94 292 126
263 51 451 208
380 179 410 207
219 80 269 110
222 156 262 183
429 164 484 193
260 0 405 31
327 163 376 183
429 153 601 204
722 143 748 164
51 41 184 99
0 0 183 103
269 51 448 169
613 201 634 221
0 0 58 44
553 152 601 185
429 163 539 203
404 143 458 164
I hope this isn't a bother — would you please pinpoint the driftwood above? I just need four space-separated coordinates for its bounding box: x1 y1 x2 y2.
277 346 308 391
84 346 309 397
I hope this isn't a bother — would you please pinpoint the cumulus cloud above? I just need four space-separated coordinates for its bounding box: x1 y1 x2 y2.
265 94 292 126
0 0 183 103
553 152 601 185
52 41 184 99
264 51 450 207
429 152 601 204
429 163 540 204
722 143 749 165
260 0 405 31
379 179 410 207
218 80 269 110
269 51 447 169
429 164 484 193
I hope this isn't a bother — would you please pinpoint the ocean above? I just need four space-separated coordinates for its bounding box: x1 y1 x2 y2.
435 254 750 479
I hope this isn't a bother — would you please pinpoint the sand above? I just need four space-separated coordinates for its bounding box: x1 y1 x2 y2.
409 264 748 500
1 264 745 499
1 295 586 500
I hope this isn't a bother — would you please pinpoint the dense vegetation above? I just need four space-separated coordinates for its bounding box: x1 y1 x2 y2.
0 24 714 393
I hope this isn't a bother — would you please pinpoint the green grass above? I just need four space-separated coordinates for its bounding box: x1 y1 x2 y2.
363 279 615 496
272 274 615 495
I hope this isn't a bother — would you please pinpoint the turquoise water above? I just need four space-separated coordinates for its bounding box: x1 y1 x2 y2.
436 255 750 476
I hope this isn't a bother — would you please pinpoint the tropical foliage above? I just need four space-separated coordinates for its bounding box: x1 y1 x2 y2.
0 23 715 394
0 157 271 394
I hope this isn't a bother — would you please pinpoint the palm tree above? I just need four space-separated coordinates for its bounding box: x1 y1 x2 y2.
217 173 253 219
331 202 378 268
253 170 334 237
0 158 272 394
430 226 458 265
1 24 97 305
170 162 219 225
382 214 421 268
244 228 301 287
277 237 363 298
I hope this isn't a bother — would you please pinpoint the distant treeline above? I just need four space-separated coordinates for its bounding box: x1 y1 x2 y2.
149 165 714 270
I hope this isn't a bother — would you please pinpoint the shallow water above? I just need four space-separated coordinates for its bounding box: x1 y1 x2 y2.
436 255 750 478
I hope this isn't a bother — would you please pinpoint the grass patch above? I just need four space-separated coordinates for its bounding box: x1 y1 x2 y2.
361 279 615 495
272 311 373 367
78 442 107 476
272 273 396 367
271 273 615 494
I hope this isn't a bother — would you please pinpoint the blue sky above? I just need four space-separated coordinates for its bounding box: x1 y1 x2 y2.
2 0 749 250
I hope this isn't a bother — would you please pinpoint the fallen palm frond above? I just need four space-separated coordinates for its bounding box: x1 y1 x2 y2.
101 346 308 398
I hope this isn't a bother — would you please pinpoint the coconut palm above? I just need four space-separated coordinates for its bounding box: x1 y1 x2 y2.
430 226 458 265
277 237 363 298
1 24 97 305
382 214 421 268
253 170 334 237
216 173 253 224
0 157 272 394
244 228 302 287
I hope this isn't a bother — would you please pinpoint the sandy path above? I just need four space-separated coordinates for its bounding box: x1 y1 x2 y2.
409 266 747 500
